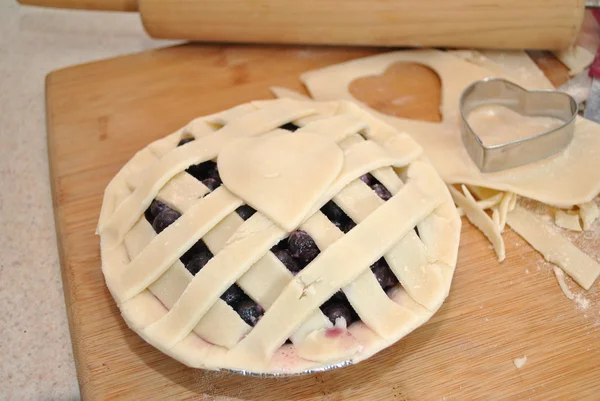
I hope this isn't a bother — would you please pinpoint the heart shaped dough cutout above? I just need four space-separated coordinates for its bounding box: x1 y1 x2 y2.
218 132 344 231
349 62 442 123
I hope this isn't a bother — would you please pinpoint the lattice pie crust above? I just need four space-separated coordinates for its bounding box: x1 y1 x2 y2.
98 99 461 374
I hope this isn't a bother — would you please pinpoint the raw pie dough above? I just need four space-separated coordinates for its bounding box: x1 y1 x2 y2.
98 99 461 373
299 49 600 209
293 48 600 290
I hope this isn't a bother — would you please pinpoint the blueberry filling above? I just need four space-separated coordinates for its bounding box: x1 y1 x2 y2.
185 250 213 275
221 284 244 306
150 199 169 217
236 205 256 220
273 248 301 274
359 173 376 186
187 160 218 182
288 230 320 264
361 173 392 201
321 300 354 326
152 208 181 233
202 178 221 192
142 148 402 334
177 137 195 147
372 183 392 201
371 258 399 290
320 201 355 233
236 299 264 326
279 122 300 132
181 240 210 265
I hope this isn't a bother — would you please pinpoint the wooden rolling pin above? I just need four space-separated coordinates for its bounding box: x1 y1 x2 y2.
19 0 589 50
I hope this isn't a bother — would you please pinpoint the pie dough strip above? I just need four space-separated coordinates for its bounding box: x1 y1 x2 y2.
100 102 317 248
295 114 369 143
98 148 157 232
497 191 513 232
507 205 600 290
553 266 575 300
301 204 421 342
112 187 244 303
155 172 210 213
253 98 340 128
197 210 333 347
311 140 412 217
334 185 435 334
336 102 424 164
449 185 506 262
413 198 462 285
334 179 446 312
334 135 444 310
124 218 251 348
231 161 447 361
475 192 504 210
143 213 287 348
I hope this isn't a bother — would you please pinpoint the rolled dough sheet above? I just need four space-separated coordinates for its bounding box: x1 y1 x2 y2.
300 49 600 208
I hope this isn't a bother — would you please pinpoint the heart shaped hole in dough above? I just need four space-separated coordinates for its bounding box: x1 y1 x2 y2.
349 62 442 123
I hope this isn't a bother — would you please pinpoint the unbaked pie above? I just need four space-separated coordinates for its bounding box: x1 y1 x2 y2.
98 98 461 374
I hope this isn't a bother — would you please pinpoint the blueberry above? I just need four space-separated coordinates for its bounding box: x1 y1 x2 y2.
177 137 195 146
152 209 181 233
187 160 217 181
150 199 169 217
280 122 300 132
329 290 347 303
181 240 210 264
144 207 154 224
371 258 398 289
209 164 221 182
342 220 356 233
322 302 353 326
221 284 244 306
288 230 320 263
372 184 392 201
202 178 220 191
270 238 288 252
321 201 346 224
236 299 264 326
185 251 212 275
273 249 301 274
236 205 256 220
360 173 376 186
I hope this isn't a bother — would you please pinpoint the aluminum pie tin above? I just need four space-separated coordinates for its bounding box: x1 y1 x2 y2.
223 359 353 377
459 78 578 173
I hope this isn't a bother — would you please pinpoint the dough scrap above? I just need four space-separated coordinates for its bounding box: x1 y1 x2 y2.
513 356 527 369
553 266 575 300
449 185 505 262
578 201 600 231
506 205 600 290
553 45 595 76
554 210 583 232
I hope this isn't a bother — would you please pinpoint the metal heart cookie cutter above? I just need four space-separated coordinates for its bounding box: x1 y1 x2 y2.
459 78 578 173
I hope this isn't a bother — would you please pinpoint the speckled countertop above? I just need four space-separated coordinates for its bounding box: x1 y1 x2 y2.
0 3 178 399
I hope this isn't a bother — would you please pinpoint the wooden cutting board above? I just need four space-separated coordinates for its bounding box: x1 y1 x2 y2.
47 43 600 400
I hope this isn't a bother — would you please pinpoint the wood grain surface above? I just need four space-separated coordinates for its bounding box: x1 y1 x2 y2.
137 0 584 50
19 0 584 49
18 0 138 11
46 43 600 400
